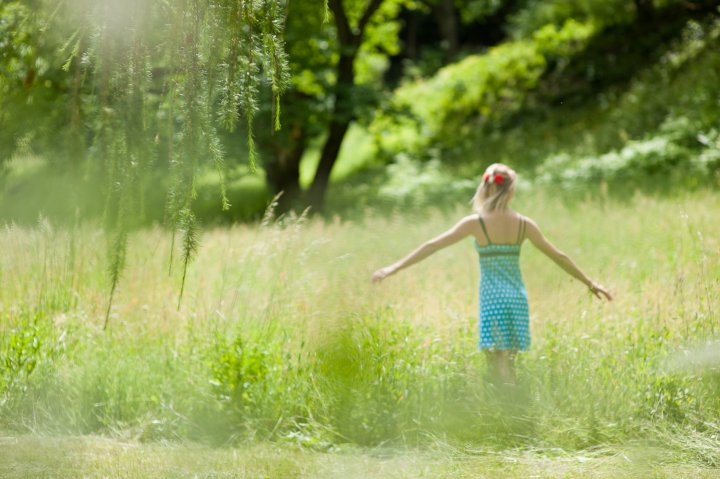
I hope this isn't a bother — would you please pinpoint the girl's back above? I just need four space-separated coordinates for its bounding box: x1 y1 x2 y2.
473 210 525 246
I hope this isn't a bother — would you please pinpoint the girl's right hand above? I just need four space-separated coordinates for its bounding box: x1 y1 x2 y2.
372 266 395 283
589 281 613 301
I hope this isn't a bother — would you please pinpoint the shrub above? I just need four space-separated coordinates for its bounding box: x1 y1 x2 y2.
509 0 635 38
371 20 595 158
0 309 64 425
536 115 720 194
378 154 476 208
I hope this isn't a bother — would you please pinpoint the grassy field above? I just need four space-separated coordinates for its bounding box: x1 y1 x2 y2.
2 434 719 478
1 191 719 477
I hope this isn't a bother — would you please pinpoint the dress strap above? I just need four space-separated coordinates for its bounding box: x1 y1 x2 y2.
516 215 526 245
477 215 493 244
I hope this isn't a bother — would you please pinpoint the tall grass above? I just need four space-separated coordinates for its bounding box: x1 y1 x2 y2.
0 192 718 456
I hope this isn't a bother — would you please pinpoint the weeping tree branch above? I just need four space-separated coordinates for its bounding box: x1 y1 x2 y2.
46 0 290 329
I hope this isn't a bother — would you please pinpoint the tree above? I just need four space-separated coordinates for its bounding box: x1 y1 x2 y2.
243 0 519 214
0 1 78 169
253 0 330 213
432 0 460 57
1 0 290 327
256 0 404 213
302 0 523 211
306 0 393 211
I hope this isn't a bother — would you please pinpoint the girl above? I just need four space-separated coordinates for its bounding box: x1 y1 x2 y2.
372 163 612 383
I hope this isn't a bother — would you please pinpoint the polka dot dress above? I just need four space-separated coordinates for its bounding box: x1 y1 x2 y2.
474 215 530 351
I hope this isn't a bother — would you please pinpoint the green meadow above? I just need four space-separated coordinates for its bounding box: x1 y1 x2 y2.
3 0 720 476
1 192 719 477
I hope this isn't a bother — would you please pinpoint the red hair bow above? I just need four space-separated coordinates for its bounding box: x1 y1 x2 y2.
483 173 505 185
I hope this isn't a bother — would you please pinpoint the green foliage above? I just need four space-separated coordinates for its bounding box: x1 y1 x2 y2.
372 19 595 156
536 116 720 194
459 0 508 24
509 0 635 38
378 154 475 208
360 11 720 205
509 0 708 38
356 0 405 84
644 375 696 422
280 0 405 124
315 314 420 444
0 309 64 424
0 2 73 163
530 18 720 194
239 0 408 214
210 334 272 414
313 311 481 445
207 331 305 438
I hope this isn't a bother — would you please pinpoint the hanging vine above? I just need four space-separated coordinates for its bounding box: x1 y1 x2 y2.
48 0 290 329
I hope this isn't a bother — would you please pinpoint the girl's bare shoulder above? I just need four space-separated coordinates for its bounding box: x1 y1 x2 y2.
457 214 481 231
517 212 538 227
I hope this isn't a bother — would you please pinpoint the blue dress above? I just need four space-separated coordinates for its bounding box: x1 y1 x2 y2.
474 215 530 351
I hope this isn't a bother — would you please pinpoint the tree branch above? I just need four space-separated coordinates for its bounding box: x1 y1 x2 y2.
328 0 353 45
328 0 384 46
357 0 384 38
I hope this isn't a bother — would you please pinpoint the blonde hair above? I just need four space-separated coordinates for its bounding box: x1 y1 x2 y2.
471 163 517 212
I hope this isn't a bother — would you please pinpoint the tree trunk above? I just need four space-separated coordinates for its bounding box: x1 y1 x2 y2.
265 126 305 213
433 0 459 57
634 0 655 22
307 0 384 212
307 53 355 212
406 10 419 59
306 119 351 212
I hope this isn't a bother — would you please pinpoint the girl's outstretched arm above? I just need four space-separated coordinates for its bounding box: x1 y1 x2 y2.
372 215 477 283
524 217 613 301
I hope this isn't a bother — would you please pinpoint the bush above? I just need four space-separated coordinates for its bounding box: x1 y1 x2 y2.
371 20 595 158
0 309 64 425
378 154 476 209
509 0 635 38
536 115 720 194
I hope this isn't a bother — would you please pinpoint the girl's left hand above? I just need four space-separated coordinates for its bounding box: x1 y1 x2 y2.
589 282 613 301
372 266 394 283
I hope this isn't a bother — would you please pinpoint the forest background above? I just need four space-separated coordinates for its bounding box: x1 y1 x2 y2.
3 0 719 224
